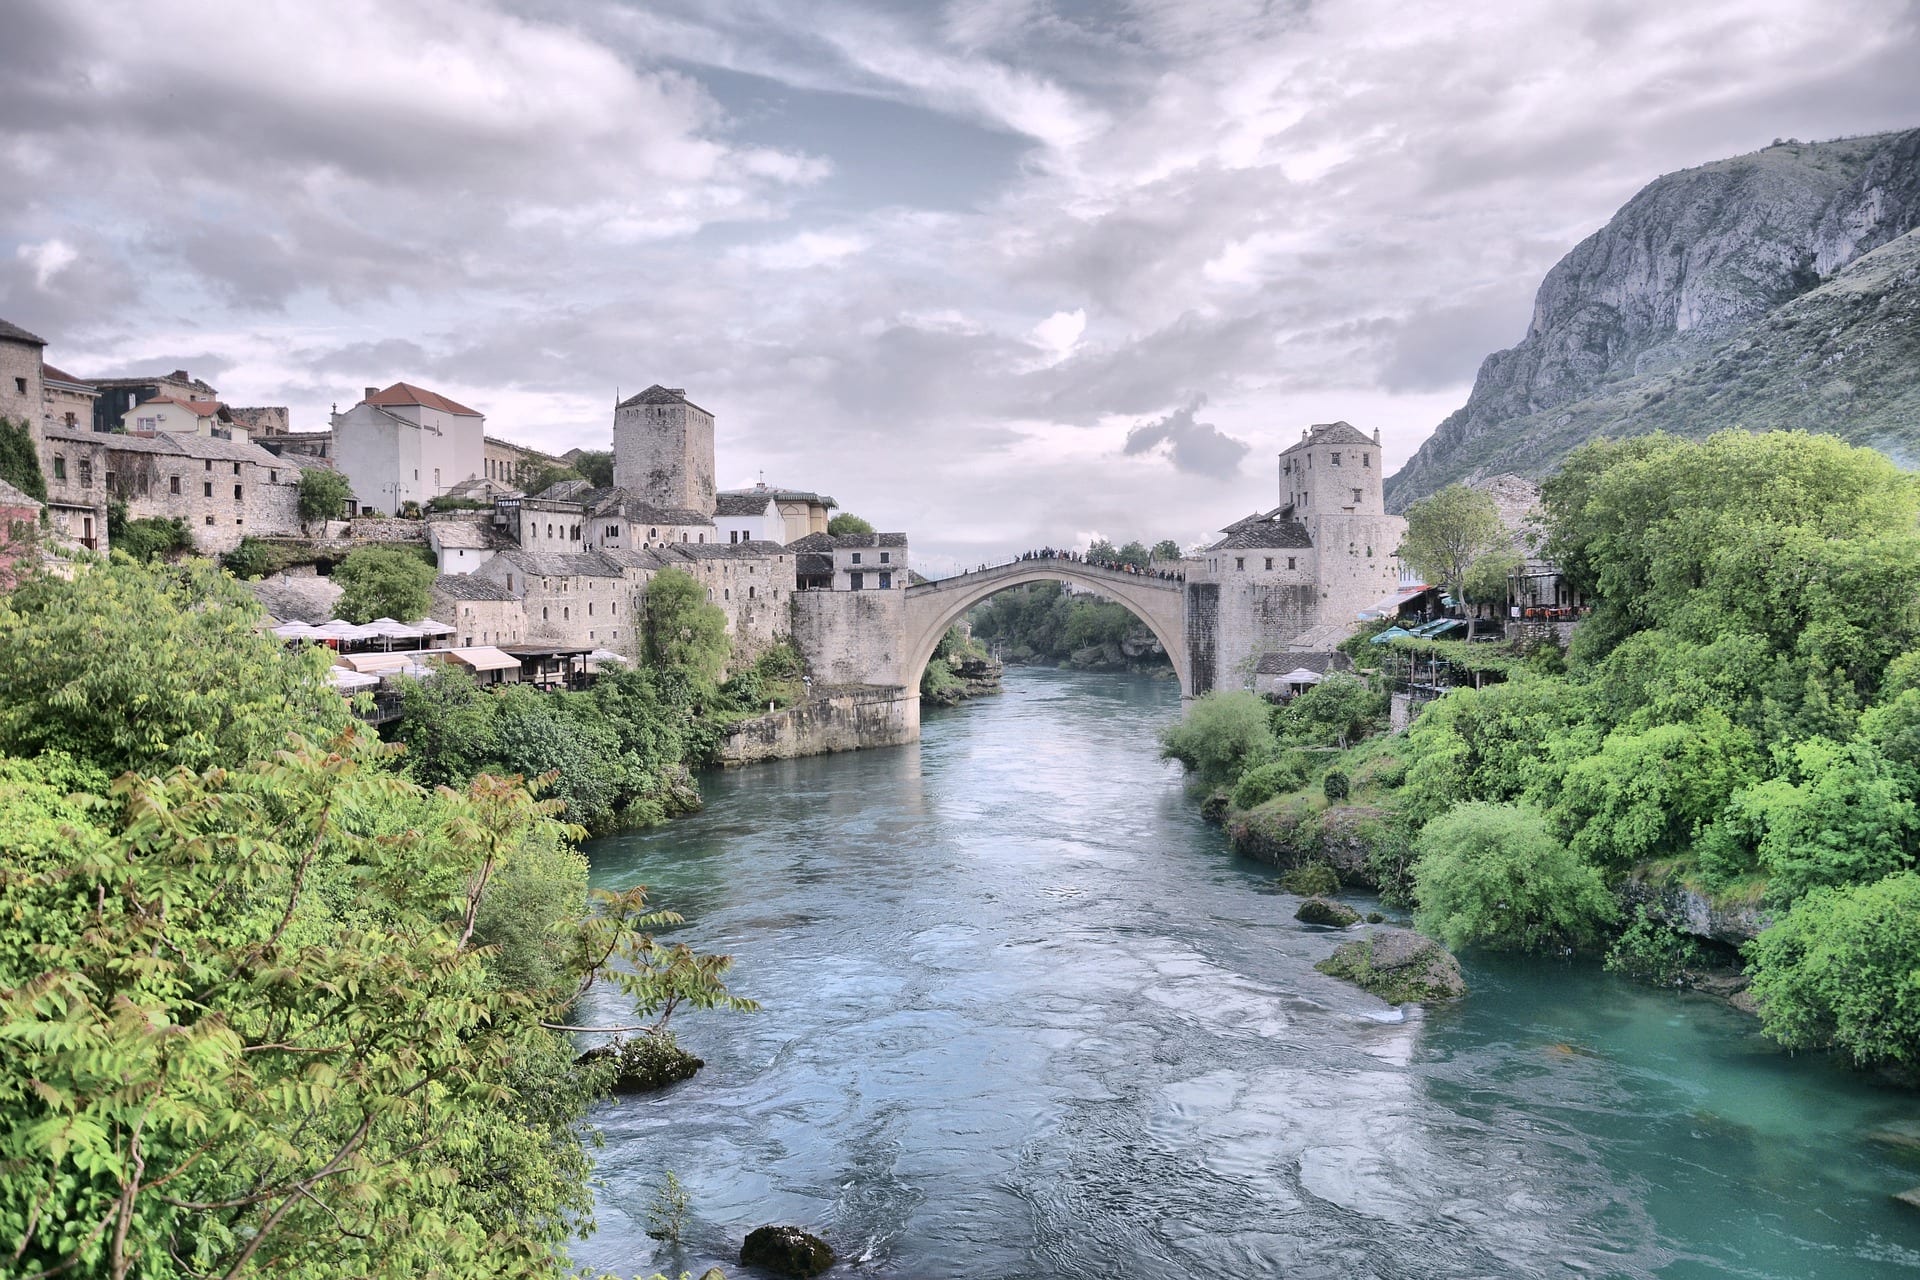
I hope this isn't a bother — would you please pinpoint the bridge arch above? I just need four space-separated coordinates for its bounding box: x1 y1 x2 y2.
902 562 1191 699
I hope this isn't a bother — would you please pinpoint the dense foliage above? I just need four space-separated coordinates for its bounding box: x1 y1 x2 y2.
0 558 753 1277
826 512 873 535
1398 484 1510 636
107 502 193 562
643 569 730 688
1161 431 1920 1067
0 416 48 502
334 544 436 623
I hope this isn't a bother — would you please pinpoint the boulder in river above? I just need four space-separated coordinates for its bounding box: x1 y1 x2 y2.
741 1224 835 1277
1315 927 1467 1003
575 1031 704 1094
1279 863 1340 896
1295 896 1361 927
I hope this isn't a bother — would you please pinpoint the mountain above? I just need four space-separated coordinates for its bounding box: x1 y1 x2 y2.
1386 130 1920 508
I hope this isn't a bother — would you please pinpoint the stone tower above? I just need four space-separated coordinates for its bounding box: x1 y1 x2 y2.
613 385 717 515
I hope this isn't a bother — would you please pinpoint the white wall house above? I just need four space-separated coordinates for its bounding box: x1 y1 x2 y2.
714 491 782 544
332 382 484 515
121 396 246 440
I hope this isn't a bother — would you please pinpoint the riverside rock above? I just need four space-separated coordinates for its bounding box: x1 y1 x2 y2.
740 1225 835 1277
1295 896 1361 927
1316 927 1467 1003
575 1031 704 1094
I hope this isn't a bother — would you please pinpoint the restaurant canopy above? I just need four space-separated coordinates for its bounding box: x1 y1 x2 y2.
326 667 381 691
1357 584 1435 620
444 646 522 672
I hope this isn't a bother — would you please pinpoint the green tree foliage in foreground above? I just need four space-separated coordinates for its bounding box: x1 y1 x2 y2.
1412 802 1616 951
643 568 730 688
1745 872 1920 1068
334 544 436 623
0 740 750 1279
0 416 48 503
826 512 874 536
0 557 348 776
297 467 354 524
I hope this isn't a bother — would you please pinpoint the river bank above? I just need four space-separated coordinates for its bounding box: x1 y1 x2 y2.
574 668 1920 1279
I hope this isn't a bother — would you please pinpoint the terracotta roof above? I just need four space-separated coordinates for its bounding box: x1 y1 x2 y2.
0 318 46 346
367 381 481 417
41 364 94 390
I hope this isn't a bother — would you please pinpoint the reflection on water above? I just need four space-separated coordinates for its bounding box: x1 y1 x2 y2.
574 669 1920 1279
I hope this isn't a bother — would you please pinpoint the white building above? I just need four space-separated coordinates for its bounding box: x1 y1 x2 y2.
714 490 783 544
332 382 484 515
121 396 246 440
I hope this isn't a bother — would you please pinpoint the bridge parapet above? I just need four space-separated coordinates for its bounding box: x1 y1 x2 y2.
911 557 1183 596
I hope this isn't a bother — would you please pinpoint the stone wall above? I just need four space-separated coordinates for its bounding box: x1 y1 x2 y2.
0 338 44 427
716 685 919 765
789 588 908 686
1183 582 1219 696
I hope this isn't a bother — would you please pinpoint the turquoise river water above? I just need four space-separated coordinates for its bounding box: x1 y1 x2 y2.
575 667 1920 1279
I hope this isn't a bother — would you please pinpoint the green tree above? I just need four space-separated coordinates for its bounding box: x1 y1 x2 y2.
334 544 436 623
1159 691 1277 788
526 463 581 496
1412 802 1616 951
1276 672 1383 748
0 416 48 502
0 556 346 776
1151 539 1183 562
0 743 752 1280
297 466 355 524
643 568 729 686
1400 484 1508 637
1746 871 1920 1068
106 502 192 561
827 512 874 536
571 449 614 489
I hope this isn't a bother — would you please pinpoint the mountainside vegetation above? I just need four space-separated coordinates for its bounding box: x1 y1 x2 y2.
1170 430 1920 1071
1389 129 1920 506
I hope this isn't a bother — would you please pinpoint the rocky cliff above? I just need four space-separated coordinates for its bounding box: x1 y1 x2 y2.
1387 129 1920 507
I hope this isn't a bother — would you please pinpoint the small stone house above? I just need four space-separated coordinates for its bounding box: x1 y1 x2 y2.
788 532 908 592
91 429 304 553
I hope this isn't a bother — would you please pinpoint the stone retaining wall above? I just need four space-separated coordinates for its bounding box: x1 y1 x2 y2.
716 685 919 765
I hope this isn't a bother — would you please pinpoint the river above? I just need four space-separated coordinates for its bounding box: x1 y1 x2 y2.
575 667 1920 1279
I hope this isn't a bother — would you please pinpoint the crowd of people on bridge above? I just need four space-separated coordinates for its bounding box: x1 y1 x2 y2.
1009 547 1185 582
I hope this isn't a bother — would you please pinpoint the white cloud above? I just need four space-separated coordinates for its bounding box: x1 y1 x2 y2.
17 239 76 289
1030 308 1085 359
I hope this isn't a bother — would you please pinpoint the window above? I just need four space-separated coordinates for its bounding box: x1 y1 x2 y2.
880 551 891 563
1265 557 1273 570
205 460 212 472
563 607 569 621
234 484 243 500
232 463 241 476
850 572 864 590
78 459 92 486
506 574 514 591
62 412 74 427
414 470 419 480
1234 557 1244 570
542 607 548 621
607 525 619 538
52 455 64 480
588 603 594 616
12 377 23 394
1352 488 1362 504
1363 452 1370 468
269 470 277 483
1287 557 1296 570
879 572 892 589
697 533 704 543
851 552 862 564
169 475 180 495
1331 452 1342 465
724 588 730 601
611 602 617 615
204 482 213 498
205 515 214 526
748 586 756 599
546 524 553 537
1366 546 1374 557
681 532 689 543
649 527 657 538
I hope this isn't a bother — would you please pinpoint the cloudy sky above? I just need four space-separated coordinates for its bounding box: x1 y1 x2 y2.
4 0 1919 568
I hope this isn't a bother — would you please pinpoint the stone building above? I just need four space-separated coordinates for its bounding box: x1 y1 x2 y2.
483 436 553 487
1185 421 1406 695
426 512 512 574
614 385 715 514
228 406 290 436
717 481 836 542
71 428 306 554
432 574 528 649
332 382 485 515
37 428 110 551
0 319 45 428
88 370 219 434
789 532 909 591
42 365 96 432
714 490 783 544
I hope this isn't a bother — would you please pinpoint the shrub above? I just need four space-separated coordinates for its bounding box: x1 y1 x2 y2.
1231 753 1310 809
1604 907 1710 987
1412 802 1617 952
1159 691 1277 788
1745 872 1920 1068
222 536 281 579
1323 769 1351 801
297 467 355 523
107 504 192 562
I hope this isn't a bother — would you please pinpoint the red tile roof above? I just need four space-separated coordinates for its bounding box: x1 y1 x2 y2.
367 381 481 417
42 364 95 389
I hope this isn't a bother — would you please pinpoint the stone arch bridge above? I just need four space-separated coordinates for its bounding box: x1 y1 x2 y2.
904 560 1192 698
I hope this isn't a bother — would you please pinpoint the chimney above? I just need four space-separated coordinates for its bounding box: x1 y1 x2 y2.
170 369 189 381
364 386 378 402
1373 427 1381 445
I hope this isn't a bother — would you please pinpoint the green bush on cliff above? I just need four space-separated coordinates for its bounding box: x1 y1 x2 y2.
1231 753 1311 809
1745 871 1920 1068
1412 802 1616 952
1160 690 1276 788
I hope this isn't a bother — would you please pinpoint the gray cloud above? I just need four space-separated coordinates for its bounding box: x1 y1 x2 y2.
1122 395 1250 478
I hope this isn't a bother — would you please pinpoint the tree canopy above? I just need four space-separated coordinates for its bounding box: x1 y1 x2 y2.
643 568 730 687
334 545 436 623
0 416 47 503
297 467 355 524
1400 484 1508 618
827 512 874 536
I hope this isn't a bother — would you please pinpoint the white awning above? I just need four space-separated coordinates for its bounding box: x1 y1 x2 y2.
445 646 522 672
584 649 630 664
326 667 381 691
272 621 328 640
365 617 424 639
1276 668 1326 685
1357 584 1434 620
413 618 456 635
336 652 416 673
